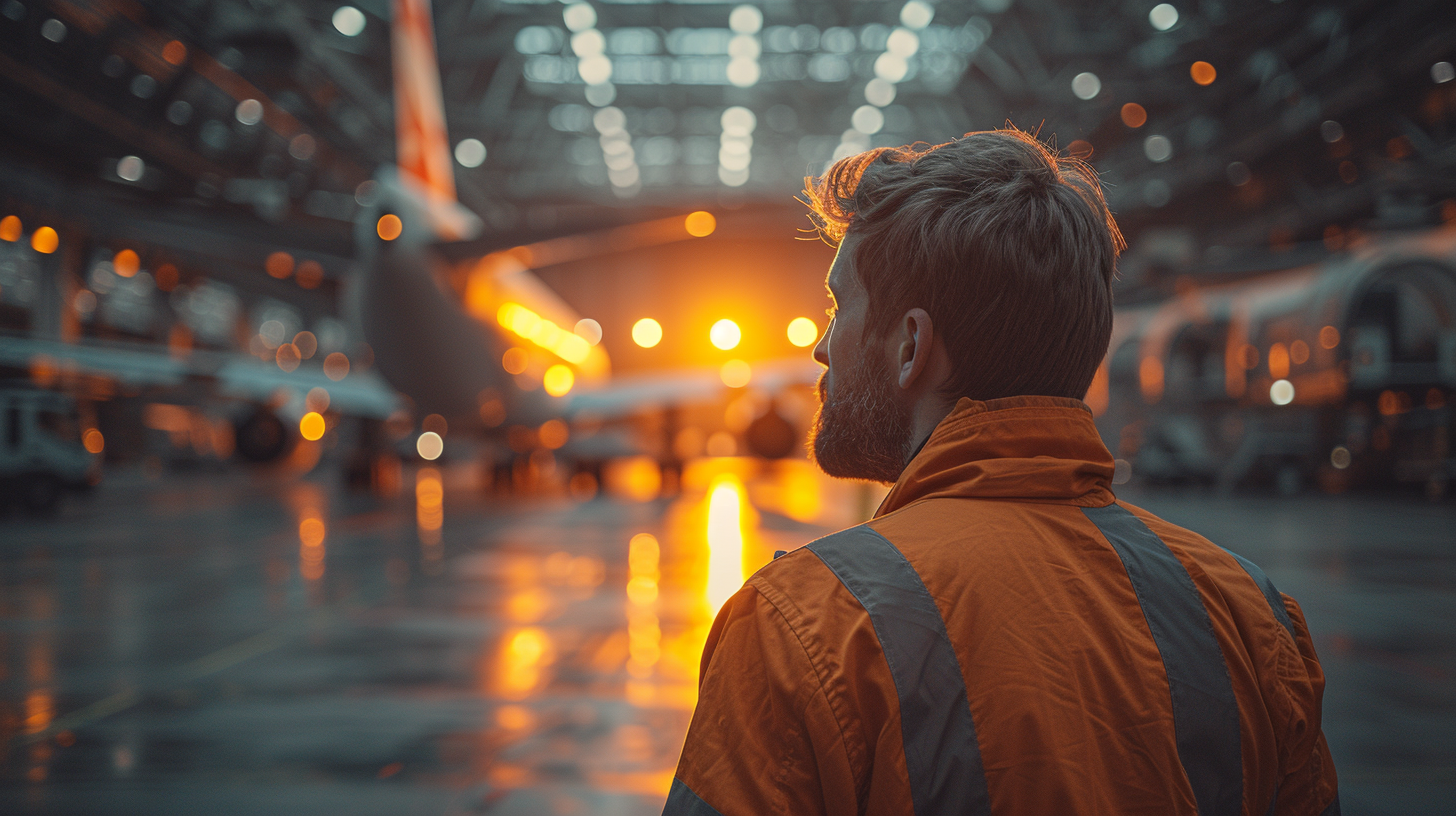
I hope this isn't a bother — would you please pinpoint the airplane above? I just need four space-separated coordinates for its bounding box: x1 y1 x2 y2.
1095 226 1456 494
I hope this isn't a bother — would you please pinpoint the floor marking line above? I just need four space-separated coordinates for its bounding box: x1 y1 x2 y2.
13 607 336 746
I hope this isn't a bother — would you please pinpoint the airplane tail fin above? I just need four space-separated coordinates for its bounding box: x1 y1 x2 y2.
389 0 481 241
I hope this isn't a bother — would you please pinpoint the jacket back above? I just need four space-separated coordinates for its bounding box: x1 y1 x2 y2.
667 396 1339 816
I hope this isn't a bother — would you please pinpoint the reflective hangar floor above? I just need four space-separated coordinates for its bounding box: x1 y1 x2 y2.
1 463 1452 815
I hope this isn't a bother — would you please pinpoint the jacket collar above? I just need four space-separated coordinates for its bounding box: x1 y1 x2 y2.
876 396 1116 516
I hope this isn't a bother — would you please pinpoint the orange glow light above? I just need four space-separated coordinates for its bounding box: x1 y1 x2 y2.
299 411 326 441
543 364 575 397
496 302 592 364
265 251 294 279
1190 61 1216 85
377 213 403 241
113 249 140 278
306 387 330 412
154 263 179 291
684 211 716 237
1138 356 1164 403
710 319 741 351
31 227 58 254
787 317 818 347
323 352 350 381
501 347 529 375
1268 342 1290 379
539 419 569 449
720 359 751 388
1121 103 1147 128
1290 339 1310 365
1319 326 1340 349
632 318 663 348
296 259 324 289
82 428 104 454
162 40 188 65
0 215 20 242
276 342 301 372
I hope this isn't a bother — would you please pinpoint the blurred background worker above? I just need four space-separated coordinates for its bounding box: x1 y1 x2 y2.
667 130 1338 816
0 1 1451 813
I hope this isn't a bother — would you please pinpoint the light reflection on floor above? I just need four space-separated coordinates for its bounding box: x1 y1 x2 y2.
2 462 1449 813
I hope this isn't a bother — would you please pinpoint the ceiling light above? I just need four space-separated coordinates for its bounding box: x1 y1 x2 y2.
332 6 365 37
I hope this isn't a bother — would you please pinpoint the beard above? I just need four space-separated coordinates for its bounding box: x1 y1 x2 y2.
808 352 914 484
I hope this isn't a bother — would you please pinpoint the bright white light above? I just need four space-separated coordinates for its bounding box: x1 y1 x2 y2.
865 78 896 107
417 431 443 460
578 54 612 85
1270 379 1295 406
886 28 919 58
605 150 637 171
874 53 908 83
900 1 934 30
726 58 761 87
40 18 65 42
728 5 763 35
332 6 365 37
594 106 626 134
721 106 757 136
1434 62 1455 84
609 165 640 187
1143 134 1173 162
718 149 751 171
563 2 596 32
1149 3 1179 31
718 165 749 186
454 138 486 168
117 155 145 182
1071 71 1101 100
728 33 761 59
719 135 751 154
571 29 605 57
235 99 263 126
851 105 884 134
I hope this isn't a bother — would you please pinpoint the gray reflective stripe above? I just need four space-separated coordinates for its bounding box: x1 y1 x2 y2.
1220 547 1297 640
1083 504 1243 816
662 778 724 816
808 525 991 816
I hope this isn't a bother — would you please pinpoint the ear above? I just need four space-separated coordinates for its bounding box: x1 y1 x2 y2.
895 308 936 391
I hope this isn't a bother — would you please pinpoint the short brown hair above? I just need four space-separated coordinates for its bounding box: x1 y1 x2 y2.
803 128 1125 401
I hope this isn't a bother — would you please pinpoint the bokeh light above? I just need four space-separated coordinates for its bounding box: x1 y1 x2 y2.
684 211 716 237
113 249 140 277
1121 103 1148 128
299 411 326 441
1190 61 1217 85
377 214 403 241
543 364 575 397
720 359 751 388
787 317 819 347
710 319 741 350
417 431 444 460
31 226 58 254
332 5 365 36
632 318 662 348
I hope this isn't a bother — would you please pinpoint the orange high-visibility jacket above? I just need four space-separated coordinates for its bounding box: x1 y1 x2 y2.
667 397 1339 816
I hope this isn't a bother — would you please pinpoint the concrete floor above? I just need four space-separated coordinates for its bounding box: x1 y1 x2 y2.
0 462 1452 815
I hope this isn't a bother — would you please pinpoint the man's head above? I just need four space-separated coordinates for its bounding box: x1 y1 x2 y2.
804 128 1125 483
